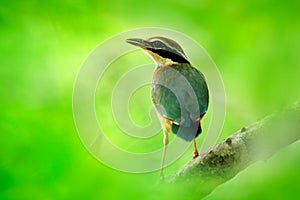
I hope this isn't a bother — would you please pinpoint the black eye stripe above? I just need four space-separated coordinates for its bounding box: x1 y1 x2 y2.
147 48 190 64
149 40 183 57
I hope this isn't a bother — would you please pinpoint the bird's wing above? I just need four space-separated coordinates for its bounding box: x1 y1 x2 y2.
182 66 209 119
151 63 209 127
152 83 181 121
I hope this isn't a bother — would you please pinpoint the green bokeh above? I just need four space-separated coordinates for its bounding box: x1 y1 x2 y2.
1 0 300 199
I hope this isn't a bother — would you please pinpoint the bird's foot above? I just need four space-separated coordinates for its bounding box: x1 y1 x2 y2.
193 151 199 159
159 173 165 181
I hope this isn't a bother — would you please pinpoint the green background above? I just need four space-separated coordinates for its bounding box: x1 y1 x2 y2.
1 0 300 199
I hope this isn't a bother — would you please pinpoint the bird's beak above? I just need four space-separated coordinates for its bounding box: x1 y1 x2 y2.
126 38 150 49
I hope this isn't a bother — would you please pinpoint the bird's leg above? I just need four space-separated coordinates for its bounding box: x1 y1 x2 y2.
159 131 168 180
193 139 199 159
193 119 201 159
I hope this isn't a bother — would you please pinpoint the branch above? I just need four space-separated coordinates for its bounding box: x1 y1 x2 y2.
159 102 300 199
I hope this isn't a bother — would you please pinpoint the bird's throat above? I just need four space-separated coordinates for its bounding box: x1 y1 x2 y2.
144 50 178 67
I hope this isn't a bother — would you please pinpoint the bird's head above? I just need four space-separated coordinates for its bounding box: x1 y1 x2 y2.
126 36 190 66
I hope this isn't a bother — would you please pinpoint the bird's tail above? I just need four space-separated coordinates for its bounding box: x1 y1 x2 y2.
171 120 202 142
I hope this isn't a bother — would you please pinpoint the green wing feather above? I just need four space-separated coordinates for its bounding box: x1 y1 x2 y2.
151 63 209 127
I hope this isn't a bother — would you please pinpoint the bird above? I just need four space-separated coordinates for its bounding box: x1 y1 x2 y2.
126 36 209 178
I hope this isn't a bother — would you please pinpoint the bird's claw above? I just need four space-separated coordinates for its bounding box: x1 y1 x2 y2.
159 174 165 181
193 151 199 159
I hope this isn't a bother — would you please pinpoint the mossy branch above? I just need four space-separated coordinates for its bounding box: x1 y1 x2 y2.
160 102 300 199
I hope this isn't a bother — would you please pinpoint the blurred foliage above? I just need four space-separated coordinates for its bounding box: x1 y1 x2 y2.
1 0 300 199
